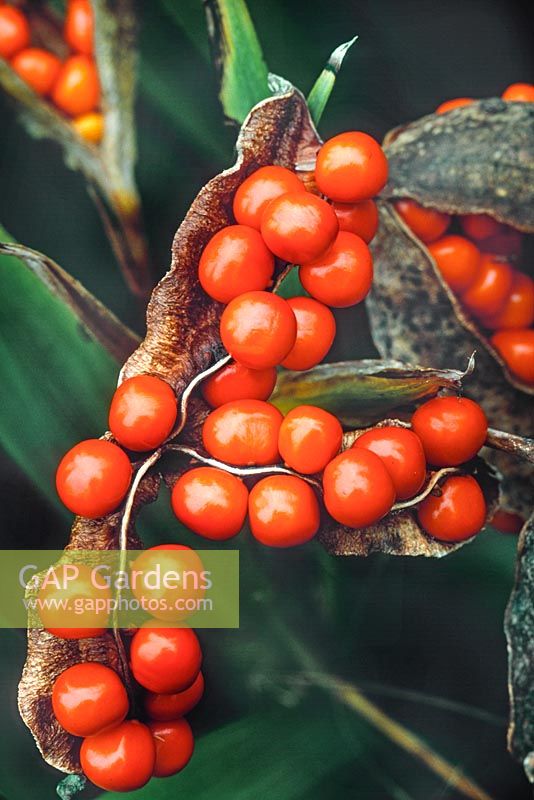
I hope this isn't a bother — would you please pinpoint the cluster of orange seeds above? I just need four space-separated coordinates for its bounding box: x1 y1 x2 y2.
0 1 103 143
396 201 534 385
435 81 534 113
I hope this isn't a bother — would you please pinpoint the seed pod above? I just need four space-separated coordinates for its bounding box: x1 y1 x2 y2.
18 471 159 774
17 87 529 778
368 100 534 515
505 512 534 783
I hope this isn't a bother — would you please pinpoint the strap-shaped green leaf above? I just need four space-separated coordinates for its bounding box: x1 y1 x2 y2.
307 37 358 124
204 0 270 124
0 227 133 505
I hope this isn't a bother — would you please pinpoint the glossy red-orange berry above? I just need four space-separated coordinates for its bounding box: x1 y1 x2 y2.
65 0 93 55
220 291 297 369
281 296 336 370
56 439 132 518
149 718 194 778
315 132 388 203
144 671 204 721
131 622 202 694
39 562 111 639
81 720 155 792
248 475 320 547
72 111 104 143
261 192 339 264
461 255 514 318
353 426 426 500
479 227 522 258
395 199 451 243
198 225 274 303
460 214 504 241
278 405 343 474
299 231 373 308
201 362 277 408
332 199 379 243
11 48 61 96
129 544 205 622
490 329 534 385
202 399 282 466
482 271 534 330
171 466 248 540
427 235 481 294
489 509 524 534
233 165 305 229
411 396 488 466
417 475 486 542
323 449 396 528
109 375 177 451
0 5 30 59
52 54 100 116
502 82 534 102
435 97 474 114
52 663 128 737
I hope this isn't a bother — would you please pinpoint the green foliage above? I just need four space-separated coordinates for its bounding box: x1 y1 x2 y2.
307 37 358 124
0 226 117 506
204 0 270 123
102 706 367 799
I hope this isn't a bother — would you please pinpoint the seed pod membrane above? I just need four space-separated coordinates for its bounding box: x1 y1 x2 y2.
368 102 534 514
505 512 534 783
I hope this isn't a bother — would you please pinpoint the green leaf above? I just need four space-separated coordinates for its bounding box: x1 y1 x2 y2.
204 0 270 124
271 358 474 425
307 37 358 124
102 706 366 799
0 629 60 798
0 226 124 505
0 242 139 364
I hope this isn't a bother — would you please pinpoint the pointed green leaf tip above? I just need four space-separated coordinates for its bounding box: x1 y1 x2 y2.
205 0 270 124
56 775 87 800
308 37 358 124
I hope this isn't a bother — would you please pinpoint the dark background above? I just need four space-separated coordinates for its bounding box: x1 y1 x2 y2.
0 0 533 797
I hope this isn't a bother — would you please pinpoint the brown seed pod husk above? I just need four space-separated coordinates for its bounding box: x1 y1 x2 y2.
505 512 534 783
368 101 534 517
18 473 159 774
382 99 534 230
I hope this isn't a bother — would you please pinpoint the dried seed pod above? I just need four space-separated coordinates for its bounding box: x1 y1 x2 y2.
368 100 534 515
319 419 499 557
18 472 159 774
505 512 534 783
18 87 528 779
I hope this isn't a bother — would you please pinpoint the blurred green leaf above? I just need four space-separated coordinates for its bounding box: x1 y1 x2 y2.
0 241 138 364
102 705 365 799
159 0 210 58
272 359 473 424
0 226 120 505
0 629 60 798
307 37 358 124
204 0 270 123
